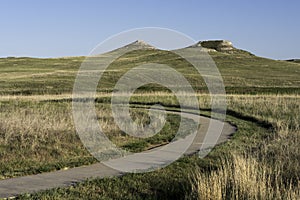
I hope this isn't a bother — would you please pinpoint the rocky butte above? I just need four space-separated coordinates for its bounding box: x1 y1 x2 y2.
120 39 240 54
193 40 235 53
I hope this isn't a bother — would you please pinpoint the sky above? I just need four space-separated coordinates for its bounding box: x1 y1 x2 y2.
0 0 299 60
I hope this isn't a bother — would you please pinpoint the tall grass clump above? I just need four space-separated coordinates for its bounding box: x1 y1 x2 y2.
191 153 300 200
190 94 300 200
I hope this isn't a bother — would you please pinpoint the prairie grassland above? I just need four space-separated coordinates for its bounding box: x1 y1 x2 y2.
109 93 300 199
0 101 91 178
128 93 300 199
1 50 300 95
0 100 187 178
1 52 299 198
190 94 300 200
11 93 299 199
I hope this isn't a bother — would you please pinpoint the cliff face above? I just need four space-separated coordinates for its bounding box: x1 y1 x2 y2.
199 40 234 52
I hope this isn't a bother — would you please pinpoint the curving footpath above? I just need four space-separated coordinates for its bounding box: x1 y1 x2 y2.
0 110 236 198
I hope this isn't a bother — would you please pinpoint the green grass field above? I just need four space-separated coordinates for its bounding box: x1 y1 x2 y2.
0 47 299 199
1 49 299 95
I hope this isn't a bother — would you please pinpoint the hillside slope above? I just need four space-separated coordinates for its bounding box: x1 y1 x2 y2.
0 41 299 95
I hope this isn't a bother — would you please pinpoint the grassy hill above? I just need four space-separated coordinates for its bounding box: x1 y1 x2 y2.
0 48 299 95
0 45 299 199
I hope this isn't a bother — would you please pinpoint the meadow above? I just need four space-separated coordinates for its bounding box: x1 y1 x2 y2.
0 47 299 199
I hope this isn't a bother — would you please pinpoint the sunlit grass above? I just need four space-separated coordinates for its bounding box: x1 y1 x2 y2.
0 99 194 178
1 50 299 198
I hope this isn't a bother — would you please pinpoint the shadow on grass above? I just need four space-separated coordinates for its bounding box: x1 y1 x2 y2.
42 97 274 131
128 101 274 130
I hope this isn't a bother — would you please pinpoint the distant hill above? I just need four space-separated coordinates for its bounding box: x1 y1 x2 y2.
115 40 156 51
0 40 299 95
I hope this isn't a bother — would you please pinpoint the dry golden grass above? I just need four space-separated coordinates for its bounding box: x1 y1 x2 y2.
0 93 299 198
191 153 300 200
189 94 300 200
0 100 181 178
0 102 90 178
225 94 300 132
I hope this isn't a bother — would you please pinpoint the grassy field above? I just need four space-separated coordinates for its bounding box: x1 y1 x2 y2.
0 99 197 178
1 49 299 95
0 47 299 199
15 94 299 199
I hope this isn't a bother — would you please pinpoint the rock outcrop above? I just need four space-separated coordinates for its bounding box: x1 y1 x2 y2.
193 40 235 53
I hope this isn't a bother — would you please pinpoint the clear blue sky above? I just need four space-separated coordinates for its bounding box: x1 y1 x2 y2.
1 0 299 59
